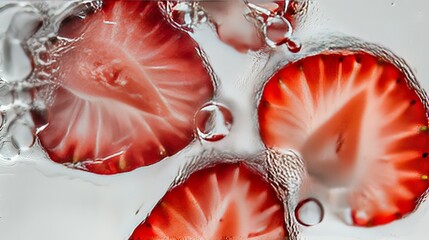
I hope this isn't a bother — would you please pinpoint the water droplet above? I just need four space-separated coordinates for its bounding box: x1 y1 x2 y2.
165 1 207 31
286 38 301 53
195 102 233 142
263 15 292 48
0 141 18 159
295 198 324 226
9 121 35 151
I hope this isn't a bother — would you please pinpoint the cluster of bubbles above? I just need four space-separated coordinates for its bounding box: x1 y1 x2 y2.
0 2 42 160
0 0 104 160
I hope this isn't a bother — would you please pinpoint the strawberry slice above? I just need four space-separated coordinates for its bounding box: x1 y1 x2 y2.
33 0 214 174
258 51 429 226
130 163 286 239
201 0 302 52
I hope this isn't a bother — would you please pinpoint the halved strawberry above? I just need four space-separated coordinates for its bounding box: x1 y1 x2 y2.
201 0 303 52
33 0 214 174
129 163 286 239
258 51 429 226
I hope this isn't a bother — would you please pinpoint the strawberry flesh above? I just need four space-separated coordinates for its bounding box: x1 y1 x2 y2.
258 52 429 226
201 0 301 52
130 163 286 239
33 0 214 174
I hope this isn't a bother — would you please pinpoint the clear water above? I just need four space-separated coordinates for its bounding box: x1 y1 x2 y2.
0 0 428 240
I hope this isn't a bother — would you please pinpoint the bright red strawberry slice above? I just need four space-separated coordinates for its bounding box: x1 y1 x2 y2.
34 1 214 174
130 163 286 239
258 52 429 226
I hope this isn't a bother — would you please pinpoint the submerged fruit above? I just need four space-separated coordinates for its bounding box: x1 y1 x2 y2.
258 51 429 226
33 0 214 174
201 0 303 52
130 162 286 239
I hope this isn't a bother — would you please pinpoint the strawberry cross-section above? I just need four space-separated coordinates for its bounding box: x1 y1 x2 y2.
258 51 429 226
33 0 214 174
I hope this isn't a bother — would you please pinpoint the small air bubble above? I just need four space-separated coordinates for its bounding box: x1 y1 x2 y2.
295 198 324 227
263 15 292 48
195 102 233 142
9 121 35 151
169 2 207 30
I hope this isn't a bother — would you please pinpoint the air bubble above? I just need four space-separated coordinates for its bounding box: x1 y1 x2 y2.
195 102 233 142
295 198 324 227
164 1 207 31
9 121 35 151
263 15 293 48
0 141 18 159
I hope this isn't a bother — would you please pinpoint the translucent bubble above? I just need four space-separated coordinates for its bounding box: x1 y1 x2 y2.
195 102 233 142
166 1 207 30
263 15 293 48
295 198 324 226
9 121 35 151
0 141 18 159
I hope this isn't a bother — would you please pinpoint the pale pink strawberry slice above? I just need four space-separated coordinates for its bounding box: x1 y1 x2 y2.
201 0 302 52
130 163 286 239
33 0 214 174
258 52 429 226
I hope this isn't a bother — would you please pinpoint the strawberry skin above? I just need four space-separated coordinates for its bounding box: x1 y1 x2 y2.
33 0 214 174
258 51 429 226
130 163 286 239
